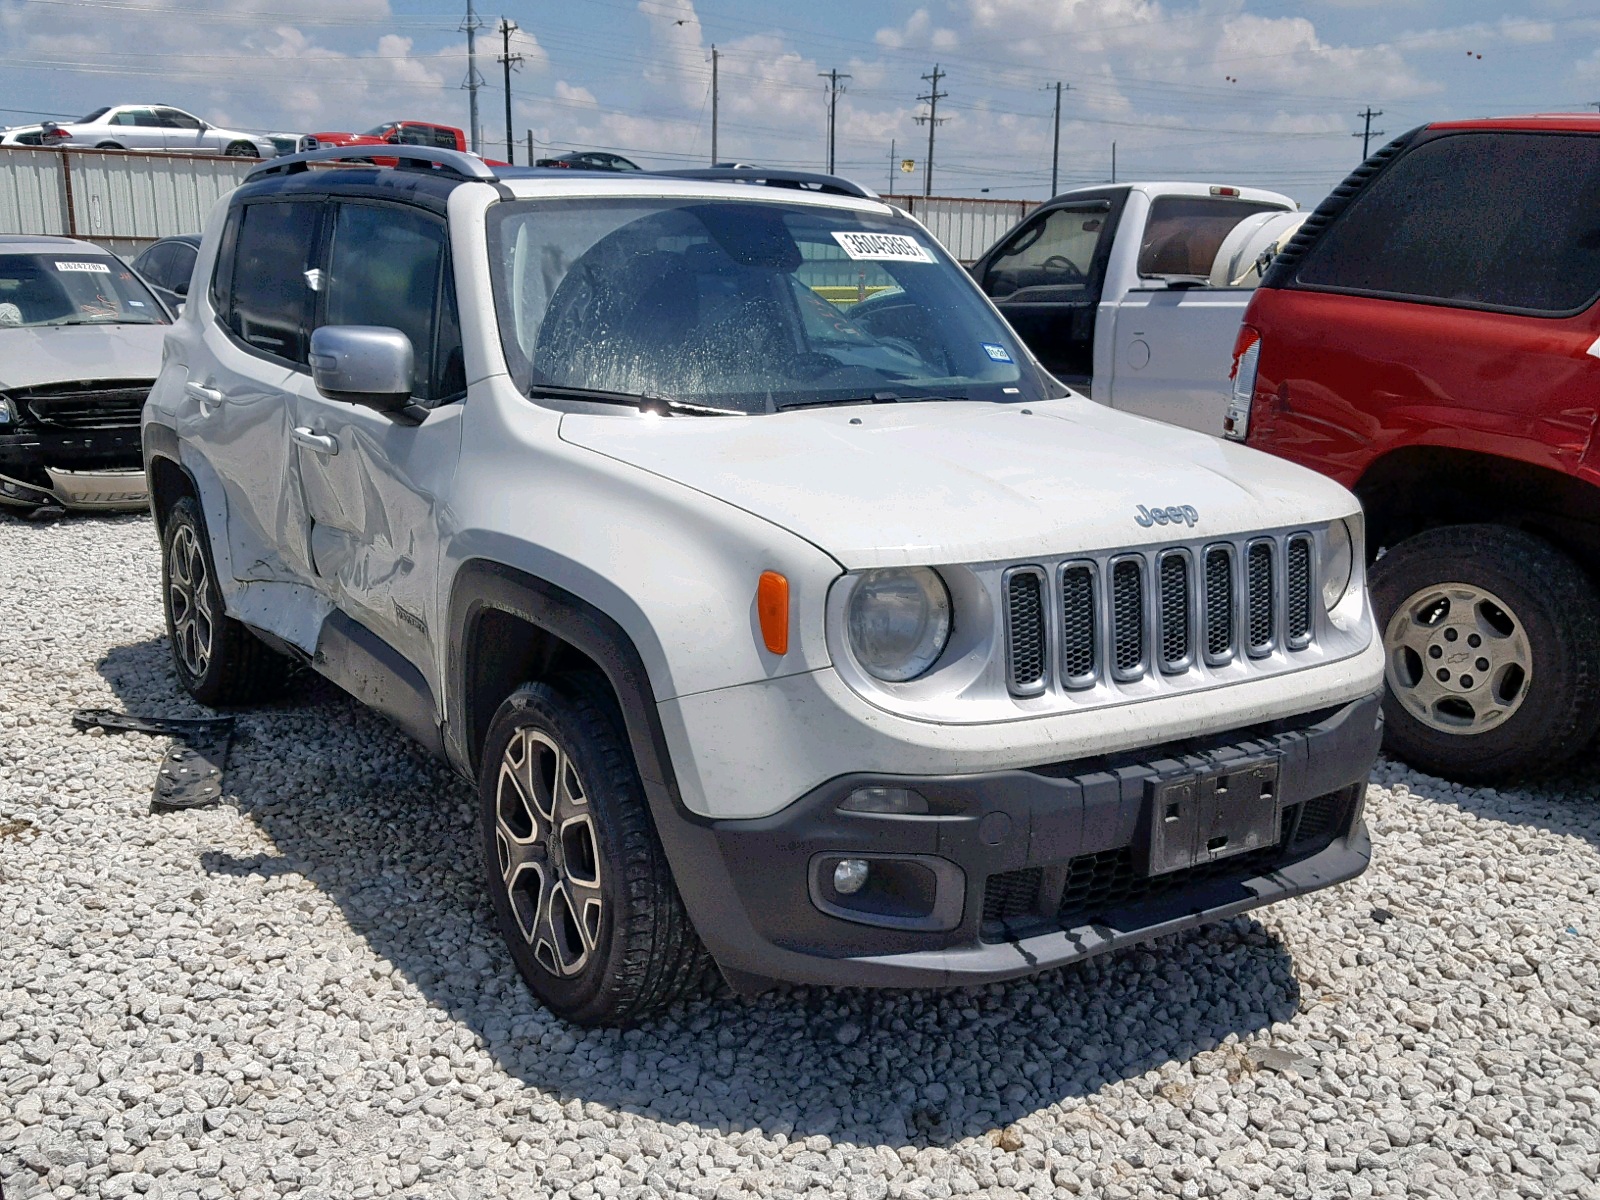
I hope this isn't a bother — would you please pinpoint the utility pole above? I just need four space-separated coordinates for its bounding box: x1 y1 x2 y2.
914 63 947 197
460 0 486 155
1111 141 1116 184
1043 80 1068 197
710 45 719 165
497 18 523 165
819 67 851 173
1354 107 1385 159
887 138 896 197
527 129 534 163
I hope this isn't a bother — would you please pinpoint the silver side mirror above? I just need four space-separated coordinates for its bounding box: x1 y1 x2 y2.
309 325 414 415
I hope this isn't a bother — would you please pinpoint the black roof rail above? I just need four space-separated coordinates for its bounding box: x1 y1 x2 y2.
246 144 497 183
651 167 878 200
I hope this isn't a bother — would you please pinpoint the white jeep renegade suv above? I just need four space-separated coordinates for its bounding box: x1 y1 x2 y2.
142 147 1384 1025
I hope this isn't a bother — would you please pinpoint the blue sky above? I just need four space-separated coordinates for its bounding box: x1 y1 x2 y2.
2 0 1597 205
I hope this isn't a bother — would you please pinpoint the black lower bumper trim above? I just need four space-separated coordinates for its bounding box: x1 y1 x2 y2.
667 691 1383 988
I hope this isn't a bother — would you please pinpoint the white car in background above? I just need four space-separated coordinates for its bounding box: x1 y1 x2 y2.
0 105 274 158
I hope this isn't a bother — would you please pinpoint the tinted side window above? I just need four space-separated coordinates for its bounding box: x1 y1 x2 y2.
322 202 448 400
171 244 197 294
135 243 175 288
1296 132 1600 315
1137 197 1286 278
228 200 322 364
984 206 1109 298
431 127 458 150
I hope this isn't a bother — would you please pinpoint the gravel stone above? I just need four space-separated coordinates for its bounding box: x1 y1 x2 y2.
2 511 1599 1199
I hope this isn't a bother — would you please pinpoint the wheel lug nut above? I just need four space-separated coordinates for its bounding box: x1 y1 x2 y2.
1444 628 1458 642
1467 634 1481 647
1460 674 1474 688
1428 646 1442 659
1436 669 1450 682
1476 657 1489 672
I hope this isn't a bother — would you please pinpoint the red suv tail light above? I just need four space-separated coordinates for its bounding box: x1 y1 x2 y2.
1225 325 1261 442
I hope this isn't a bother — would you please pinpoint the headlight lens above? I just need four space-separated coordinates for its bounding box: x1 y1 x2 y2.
846 567 952 682
0 396 14 424
1320 519 1355 611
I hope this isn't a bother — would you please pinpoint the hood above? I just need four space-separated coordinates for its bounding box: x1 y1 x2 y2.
0 324 167 390
559 397 1360 569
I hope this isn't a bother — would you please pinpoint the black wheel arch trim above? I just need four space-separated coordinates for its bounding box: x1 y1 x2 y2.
442 558 783 974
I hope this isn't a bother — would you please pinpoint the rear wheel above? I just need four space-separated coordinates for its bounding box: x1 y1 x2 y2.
160 496 288 706
224 141 258 158
95 141 124 150
1371 523 1600 781
478 678 706 1025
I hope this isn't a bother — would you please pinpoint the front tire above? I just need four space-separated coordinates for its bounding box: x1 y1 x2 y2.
224 141 259 158
1371 523 1600 781
160 496 288 706
479 679 706 1025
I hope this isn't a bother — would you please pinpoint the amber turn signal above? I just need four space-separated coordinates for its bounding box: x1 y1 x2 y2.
757 571 789 655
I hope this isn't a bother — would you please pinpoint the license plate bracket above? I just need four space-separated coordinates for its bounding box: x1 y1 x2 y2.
1137 756 1281 877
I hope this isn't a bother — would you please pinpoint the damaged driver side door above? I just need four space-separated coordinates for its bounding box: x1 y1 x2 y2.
291 199 466 677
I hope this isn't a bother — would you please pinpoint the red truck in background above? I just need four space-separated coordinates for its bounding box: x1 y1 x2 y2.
311 121 507 166
1228 114 1600 783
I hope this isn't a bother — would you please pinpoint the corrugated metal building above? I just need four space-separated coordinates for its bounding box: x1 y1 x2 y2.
0 146 253 257
889 195 1039 264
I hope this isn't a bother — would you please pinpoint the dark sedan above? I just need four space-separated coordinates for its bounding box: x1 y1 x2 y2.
129 234 200 314
534 150 640 172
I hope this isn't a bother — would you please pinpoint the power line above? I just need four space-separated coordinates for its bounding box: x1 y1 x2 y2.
819 67 850 174
915 63 947 198
1354 106 1385 159
497 18 523 165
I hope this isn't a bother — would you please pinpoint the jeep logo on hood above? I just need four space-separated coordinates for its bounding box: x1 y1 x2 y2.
1136 504 1199 528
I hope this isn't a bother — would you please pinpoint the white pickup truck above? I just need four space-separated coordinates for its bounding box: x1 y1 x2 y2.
971 182 1300 435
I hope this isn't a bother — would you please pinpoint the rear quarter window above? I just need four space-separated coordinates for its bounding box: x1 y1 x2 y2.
1293 132 1600 316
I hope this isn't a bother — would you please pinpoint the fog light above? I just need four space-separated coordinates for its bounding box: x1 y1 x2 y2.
833 859 870 895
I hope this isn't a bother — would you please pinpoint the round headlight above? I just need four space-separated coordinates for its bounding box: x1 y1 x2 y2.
847 567 952 682
1320 519 1354 611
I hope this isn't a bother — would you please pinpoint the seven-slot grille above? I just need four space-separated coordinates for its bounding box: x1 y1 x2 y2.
1004 532 1318 696
14 380 152 429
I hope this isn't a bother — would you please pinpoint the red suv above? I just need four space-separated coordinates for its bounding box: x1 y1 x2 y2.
1229 115 1600 781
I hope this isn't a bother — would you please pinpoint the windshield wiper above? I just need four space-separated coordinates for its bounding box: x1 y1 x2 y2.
527 382 743 416
776 391 963 411
41 314 161 326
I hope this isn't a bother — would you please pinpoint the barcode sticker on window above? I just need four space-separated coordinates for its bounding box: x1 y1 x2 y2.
55 261 111 273
831 232 933 263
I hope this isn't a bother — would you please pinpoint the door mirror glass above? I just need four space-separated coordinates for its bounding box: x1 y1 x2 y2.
309 325 414 413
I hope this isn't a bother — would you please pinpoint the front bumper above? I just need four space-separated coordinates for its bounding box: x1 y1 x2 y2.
0 428 147 510
669 691 1381 989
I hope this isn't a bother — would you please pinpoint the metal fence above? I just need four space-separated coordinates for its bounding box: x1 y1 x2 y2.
0 146 253 257
0 147 1036 266
888 195 1039 264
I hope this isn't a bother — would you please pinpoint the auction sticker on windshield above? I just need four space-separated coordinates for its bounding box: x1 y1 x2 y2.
831 231 934 263
55 261 111 273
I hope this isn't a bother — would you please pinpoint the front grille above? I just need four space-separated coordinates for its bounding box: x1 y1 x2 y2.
15 380 151 429
1008 531 1317 696
1158 553 1190 669
1247 541 1274 652
1286 536 1313 647
982 867 1042 924
1291 788 1346 847
1060 565 1096 685
1110 558 1144 676
1005 569 1046 695
1204 546 1234 660
1055 839 1289 928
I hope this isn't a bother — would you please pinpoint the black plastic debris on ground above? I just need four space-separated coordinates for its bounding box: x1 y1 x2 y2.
71 708 235 812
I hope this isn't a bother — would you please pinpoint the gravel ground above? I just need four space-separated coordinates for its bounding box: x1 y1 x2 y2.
2 510 1598 1200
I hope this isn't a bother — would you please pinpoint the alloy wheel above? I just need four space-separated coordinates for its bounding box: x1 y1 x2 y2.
167 524 215 680
1383 581 1533 735
493 727 604 978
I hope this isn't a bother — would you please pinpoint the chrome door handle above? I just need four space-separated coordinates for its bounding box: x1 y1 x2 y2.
290 426 338 456
184 381 222 416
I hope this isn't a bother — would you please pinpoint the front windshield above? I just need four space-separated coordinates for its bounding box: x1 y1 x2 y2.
487 196 1056 412
0 254 168 328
